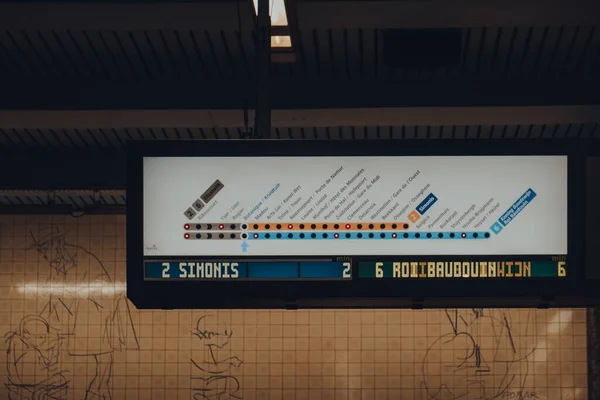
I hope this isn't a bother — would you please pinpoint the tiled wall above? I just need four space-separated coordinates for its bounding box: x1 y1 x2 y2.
0 215 588 400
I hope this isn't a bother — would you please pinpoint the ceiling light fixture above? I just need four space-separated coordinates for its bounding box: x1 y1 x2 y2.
252 0 289 26
271 35 292 48
252 0 293 49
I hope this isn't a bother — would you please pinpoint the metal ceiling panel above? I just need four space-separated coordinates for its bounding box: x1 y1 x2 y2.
0 190 126 207
1 27 598 82
2 123 599 154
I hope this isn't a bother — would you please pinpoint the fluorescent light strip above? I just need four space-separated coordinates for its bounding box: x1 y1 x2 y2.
271 35 292 48
15 282 126 298
252 0 289 26
252 0 292 48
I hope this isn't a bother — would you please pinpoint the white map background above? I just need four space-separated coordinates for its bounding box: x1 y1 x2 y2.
144 156 567 256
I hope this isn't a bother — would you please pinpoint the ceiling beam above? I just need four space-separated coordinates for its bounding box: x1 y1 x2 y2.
0 2 255 30
0 190 126 214
0 0 598 30
1 106 600 130
1 78 599 111
297 0 600 29
0 154 126 191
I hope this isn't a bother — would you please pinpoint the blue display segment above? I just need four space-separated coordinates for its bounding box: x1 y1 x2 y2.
146 262 167 278
144 261 351 280
300 262 351 279
247 262 298 278
145 261 248 279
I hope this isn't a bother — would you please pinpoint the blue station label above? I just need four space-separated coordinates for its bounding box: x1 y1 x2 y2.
498 188 537 227
416 193 438 215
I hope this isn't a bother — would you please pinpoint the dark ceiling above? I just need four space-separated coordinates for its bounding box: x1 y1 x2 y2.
2 123 599 151
0 0 599 204
1 26 598 82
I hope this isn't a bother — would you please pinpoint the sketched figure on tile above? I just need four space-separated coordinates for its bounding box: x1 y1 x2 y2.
421 309 537 400
5 315 69 400
27 225 139 400
191 315 243 400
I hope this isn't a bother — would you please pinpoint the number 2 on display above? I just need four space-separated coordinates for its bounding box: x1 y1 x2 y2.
342 262 351 278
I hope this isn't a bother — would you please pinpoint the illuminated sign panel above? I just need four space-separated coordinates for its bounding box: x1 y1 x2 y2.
127 140 584 309
143 156 567 257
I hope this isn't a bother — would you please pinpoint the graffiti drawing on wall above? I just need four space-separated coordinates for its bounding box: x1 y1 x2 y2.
191 315 243 400
5 315 70 399
4 225 140 400
421 308 538 400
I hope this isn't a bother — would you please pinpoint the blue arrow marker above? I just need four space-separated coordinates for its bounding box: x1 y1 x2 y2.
241 241 249 253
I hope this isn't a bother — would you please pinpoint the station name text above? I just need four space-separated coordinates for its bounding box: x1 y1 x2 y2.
160 262 239 279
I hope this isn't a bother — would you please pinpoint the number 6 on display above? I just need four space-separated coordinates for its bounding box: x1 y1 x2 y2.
557 261 566 277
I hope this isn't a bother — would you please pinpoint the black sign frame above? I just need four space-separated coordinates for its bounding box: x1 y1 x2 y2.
127 139 598 309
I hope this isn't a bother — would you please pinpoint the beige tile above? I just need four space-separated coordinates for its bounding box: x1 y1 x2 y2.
0 216 589 400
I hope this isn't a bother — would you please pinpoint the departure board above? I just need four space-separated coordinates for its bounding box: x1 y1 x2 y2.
127 139 587 309
145 259 351 280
